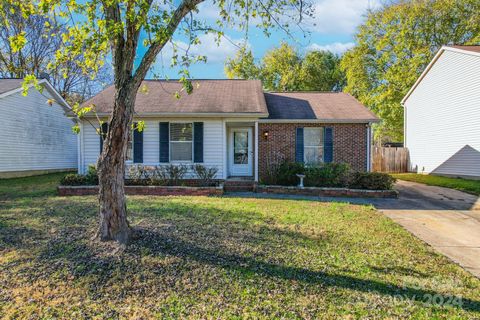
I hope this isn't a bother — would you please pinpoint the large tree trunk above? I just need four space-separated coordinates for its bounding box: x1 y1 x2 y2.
96 83 136 244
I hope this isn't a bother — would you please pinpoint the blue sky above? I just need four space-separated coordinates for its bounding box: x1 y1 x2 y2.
139 0 381 79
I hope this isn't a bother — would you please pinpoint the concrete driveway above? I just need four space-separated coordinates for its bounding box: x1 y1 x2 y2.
376 180 480 278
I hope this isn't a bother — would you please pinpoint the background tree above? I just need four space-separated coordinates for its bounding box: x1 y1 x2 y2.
260 42 302 91
341 0 480 143
225 42 345 91
7 0 313 244
300 50 345 91
0 3 110 103
224 46 260 80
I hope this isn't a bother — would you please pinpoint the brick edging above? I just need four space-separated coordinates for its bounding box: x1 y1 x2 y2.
58 184 396 198
256 185 398 198
58 185 224 196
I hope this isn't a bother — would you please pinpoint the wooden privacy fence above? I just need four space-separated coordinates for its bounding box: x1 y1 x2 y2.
372 147 409 173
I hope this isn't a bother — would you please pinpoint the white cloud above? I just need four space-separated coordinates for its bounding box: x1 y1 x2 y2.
156 33 246 67
307 42 355 54
195 2 222 20
307 0 382 35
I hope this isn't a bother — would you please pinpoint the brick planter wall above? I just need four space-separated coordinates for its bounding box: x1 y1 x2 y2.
125 179 224 187
257 185 398 198
258 123 368 181
58 185 224 197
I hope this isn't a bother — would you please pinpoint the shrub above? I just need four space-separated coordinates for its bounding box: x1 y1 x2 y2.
193 164 219 186
349 172 396 190
274 161 305 186
60 174 88 186
160 164 189 186
304 163 351 187
128 165 150 185
60 165 98 186
148 166 168 186
265 162 352 187
85 165 98 185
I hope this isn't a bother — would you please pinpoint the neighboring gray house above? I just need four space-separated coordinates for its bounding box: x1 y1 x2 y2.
402 45 480 179
0 79 77 178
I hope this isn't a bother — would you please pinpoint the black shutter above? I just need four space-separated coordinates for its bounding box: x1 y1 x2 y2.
99 122 108 153
133 123 143 163
295 127 304 163
193 122 204 163
159 122 169 163
324 127 333 163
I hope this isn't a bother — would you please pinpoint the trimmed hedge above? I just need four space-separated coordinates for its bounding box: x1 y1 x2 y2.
60 164 220 187
261 161 396 190
60 165 98 186
349 172 396 190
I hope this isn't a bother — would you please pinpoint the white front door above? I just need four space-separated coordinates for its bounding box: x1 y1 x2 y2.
229 127 253 176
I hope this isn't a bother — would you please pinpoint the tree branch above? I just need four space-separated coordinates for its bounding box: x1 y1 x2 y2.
132 0 204 87
101 0 126 86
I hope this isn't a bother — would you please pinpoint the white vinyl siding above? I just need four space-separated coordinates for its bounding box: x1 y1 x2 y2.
0 88 77 173
80 118 225 178
405 49 480 178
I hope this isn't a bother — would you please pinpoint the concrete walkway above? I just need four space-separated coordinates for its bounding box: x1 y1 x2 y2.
226 180 480 277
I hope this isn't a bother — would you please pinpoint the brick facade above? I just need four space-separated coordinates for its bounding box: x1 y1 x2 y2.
258 123 368 181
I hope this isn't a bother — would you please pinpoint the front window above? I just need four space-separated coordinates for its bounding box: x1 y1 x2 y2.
170 123 193 161
126 129 133 161
304 127 324 165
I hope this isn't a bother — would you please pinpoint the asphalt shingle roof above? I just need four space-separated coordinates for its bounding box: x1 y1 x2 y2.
83 79 378 122
450 45 480 53
0 79 24 95
83 79 268 115
264 92 379 122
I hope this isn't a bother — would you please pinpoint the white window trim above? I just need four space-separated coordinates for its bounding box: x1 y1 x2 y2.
304 127 324 164
169 121 194 163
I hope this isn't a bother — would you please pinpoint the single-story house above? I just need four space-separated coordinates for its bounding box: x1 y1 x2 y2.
77 80 379 182
402 45 480 179
0 79 77 178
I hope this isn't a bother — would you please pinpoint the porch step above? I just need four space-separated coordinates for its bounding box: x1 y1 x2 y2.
224 179 256 192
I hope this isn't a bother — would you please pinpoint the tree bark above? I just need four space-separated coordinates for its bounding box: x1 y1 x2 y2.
96 82 136 244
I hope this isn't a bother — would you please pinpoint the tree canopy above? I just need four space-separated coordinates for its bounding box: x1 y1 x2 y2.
341 0 480 143
225 42 345 91
0 3 110 103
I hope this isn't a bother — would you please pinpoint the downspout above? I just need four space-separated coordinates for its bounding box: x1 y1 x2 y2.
76 120 81 174
402 101 406 148
254 121 259 182
366 122 372 172
79 121 85 174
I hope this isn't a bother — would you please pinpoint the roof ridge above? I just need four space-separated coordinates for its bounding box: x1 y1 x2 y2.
266 91 344 94
141 78 259 81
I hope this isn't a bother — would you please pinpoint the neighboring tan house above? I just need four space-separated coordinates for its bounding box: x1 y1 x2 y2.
0 79 77 178
76 80 379 182
402 45 480 179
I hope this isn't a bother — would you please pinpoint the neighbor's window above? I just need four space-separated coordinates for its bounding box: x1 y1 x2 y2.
170 123 193 161
126 129 133 161
304 127 324 164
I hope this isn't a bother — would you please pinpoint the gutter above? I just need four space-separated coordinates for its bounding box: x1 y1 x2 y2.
258 118 381 124
68 112 270 119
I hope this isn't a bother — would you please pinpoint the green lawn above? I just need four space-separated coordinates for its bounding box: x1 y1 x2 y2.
1 174 480 318
392 173 480 196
